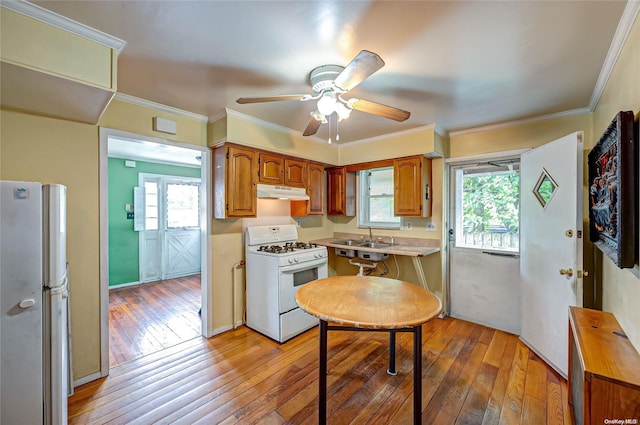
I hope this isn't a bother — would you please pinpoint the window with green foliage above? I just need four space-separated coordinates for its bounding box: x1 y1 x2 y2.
455 164 520 251
358 167 401 229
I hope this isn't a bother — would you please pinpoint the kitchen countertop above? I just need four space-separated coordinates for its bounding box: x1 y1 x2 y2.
310 235 440 257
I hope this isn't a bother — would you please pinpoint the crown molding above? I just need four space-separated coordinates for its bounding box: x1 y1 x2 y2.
449 107 591 138
589 0 640 111
114 93 208 122
1 0 126 53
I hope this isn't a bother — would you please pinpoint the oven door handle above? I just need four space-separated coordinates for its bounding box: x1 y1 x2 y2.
280 257 327 273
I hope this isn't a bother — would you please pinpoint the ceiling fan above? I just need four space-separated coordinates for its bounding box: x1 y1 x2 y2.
236 50 411 139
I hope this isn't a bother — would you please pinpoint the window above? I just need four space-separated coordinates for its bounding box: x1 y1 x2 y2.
455 163 520 252
358 167 401 229
166 182 200 229
143 181 159 230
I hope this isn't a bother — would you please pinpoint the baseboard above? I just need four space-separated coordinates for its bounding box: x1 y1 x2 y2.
108 281 140 290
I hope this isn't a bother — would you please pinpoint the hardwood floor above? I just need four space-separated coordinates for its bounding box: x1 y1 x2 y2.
108 274 201 368
71 317 572 424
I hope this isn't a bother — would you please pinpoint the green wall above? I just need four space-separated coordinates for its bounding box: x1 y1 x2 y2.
108 157 201 286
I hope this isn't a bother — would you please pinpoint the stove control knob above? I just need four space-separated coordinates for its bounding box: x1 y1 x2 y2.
294 257 299 263
288 258 294 264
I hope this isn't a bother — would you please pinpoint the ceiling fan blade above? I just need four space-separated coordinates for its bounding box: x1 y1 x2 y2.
333 50 385 92
303 117 322 136
351 99 411 122
236 95 307 104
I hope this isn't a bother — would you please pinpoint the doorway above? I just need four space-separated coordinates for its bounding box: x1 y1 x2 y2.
447 154 522 334
99 128 212 376
138 174 201 283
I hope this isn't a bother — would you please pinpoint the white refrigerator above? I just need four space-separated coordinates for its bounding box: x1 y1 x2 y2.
1 181 71 425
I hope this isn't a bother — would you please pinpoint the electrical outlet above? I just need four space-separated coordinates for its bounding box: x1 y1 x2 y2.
406 222 412 230
295 219 301 228
426 221 436 231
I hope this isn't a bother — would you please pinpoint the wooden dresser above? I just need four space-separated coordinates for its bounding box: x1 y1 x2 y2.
568 306 640 425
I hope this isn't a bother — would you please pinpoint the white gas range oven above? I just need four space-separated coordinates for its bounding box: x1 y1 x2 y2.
245 224 328 342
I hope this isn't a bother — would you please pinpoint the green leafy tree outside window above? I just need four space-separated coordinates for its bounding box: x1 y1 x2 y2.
462 173 520 234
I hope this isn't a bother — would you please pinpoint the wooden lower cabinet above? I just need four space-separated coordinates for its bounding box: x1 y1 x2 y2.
568 306 640 425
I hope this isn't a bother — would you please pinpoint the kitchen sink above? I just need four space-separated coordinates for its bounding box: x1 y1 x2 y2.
332 239 360 246
358 241 392 249
357 249 389 261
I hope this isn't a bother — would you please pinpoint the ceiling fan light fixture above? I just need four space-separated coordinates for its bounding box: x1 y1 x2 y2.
311 109 328 123
335 101 352 121
316 92 337 116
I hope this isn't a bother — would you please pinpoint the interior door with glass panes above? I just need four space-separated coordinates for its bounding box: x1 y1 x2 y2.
448 158 522 334
163 178 201 279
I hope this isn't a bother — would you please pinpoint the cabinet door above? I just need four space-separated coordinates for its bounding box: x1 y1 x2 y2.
327 167 355 216
307 162 324 215
394 156 423 216
284 158 307 188
393 156 431 217
258 152 284 185
227 145 257 217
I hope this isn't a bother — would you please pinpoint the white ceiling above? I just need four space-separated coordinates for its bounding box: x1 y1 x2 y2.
33 0 633 143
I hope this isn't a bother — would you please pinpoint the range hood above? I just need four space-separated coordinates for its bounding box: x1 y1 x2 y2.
257 184 309 200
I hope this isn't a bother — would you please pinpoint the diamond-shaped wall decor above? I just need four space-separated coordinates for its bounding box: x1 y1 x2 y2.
533 169 558 208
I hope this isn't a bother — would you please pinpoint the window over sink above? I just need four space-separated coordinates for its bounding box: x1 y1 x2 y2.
358 166 401 229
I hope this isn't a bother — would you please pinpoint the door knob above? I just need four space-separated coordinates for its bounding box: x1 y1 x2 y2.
559 268 573 277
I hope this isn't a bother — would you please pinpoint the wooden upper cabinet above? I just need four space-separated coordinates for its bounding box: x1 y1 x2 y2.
307 162 324 215
284 158 307 188
213 144 257 218
327 166 355 216
394 156 432 217
292 162 324 216
258 152 284 185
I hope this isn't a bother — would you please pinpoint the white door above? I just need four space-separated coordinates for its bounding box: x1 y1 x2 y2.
140 178 162 283
163 181 201 279
520 131 583 377
448 160 522 334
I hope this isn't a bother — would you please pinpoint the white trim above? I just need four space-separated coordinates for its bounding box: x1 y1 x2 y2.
98 127 214 379
445 148 531 164
114 93 209 123
73 371 103 388
589 0 640 111
98 131 109 377
449 108 591 138
1 0 126 53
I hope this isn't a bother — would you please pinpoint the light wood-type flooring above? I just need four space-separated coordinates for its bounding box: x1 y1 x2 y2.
108 274 201 368
71 314 571 424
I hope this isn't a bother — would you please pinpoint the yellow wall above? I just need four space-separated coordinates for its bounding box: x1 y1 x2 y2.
216 111 339 165
0 110 102 378
100 99 208 146
339 125 443 165
591 13 640 351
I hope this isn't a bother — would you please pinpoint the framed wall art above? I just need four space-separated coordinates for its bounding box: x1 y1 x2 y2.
588 110 637 268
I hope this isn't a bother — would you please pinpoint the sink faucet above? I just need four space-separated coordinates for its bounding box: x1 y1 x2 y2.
368 226 373 243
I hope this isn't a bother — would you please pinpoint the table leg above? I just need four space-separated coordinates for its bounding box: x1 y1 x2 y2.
319 320 328 425
413 325 422 425
387 330 397 375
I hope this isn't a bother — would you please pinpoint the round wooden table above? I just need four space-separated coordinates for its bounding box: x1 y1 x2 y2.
295 275 442 425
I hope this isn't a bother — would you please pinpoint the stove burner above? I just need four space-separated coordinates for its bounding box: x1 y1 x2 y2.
257 244 295 254
256 241 318 254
